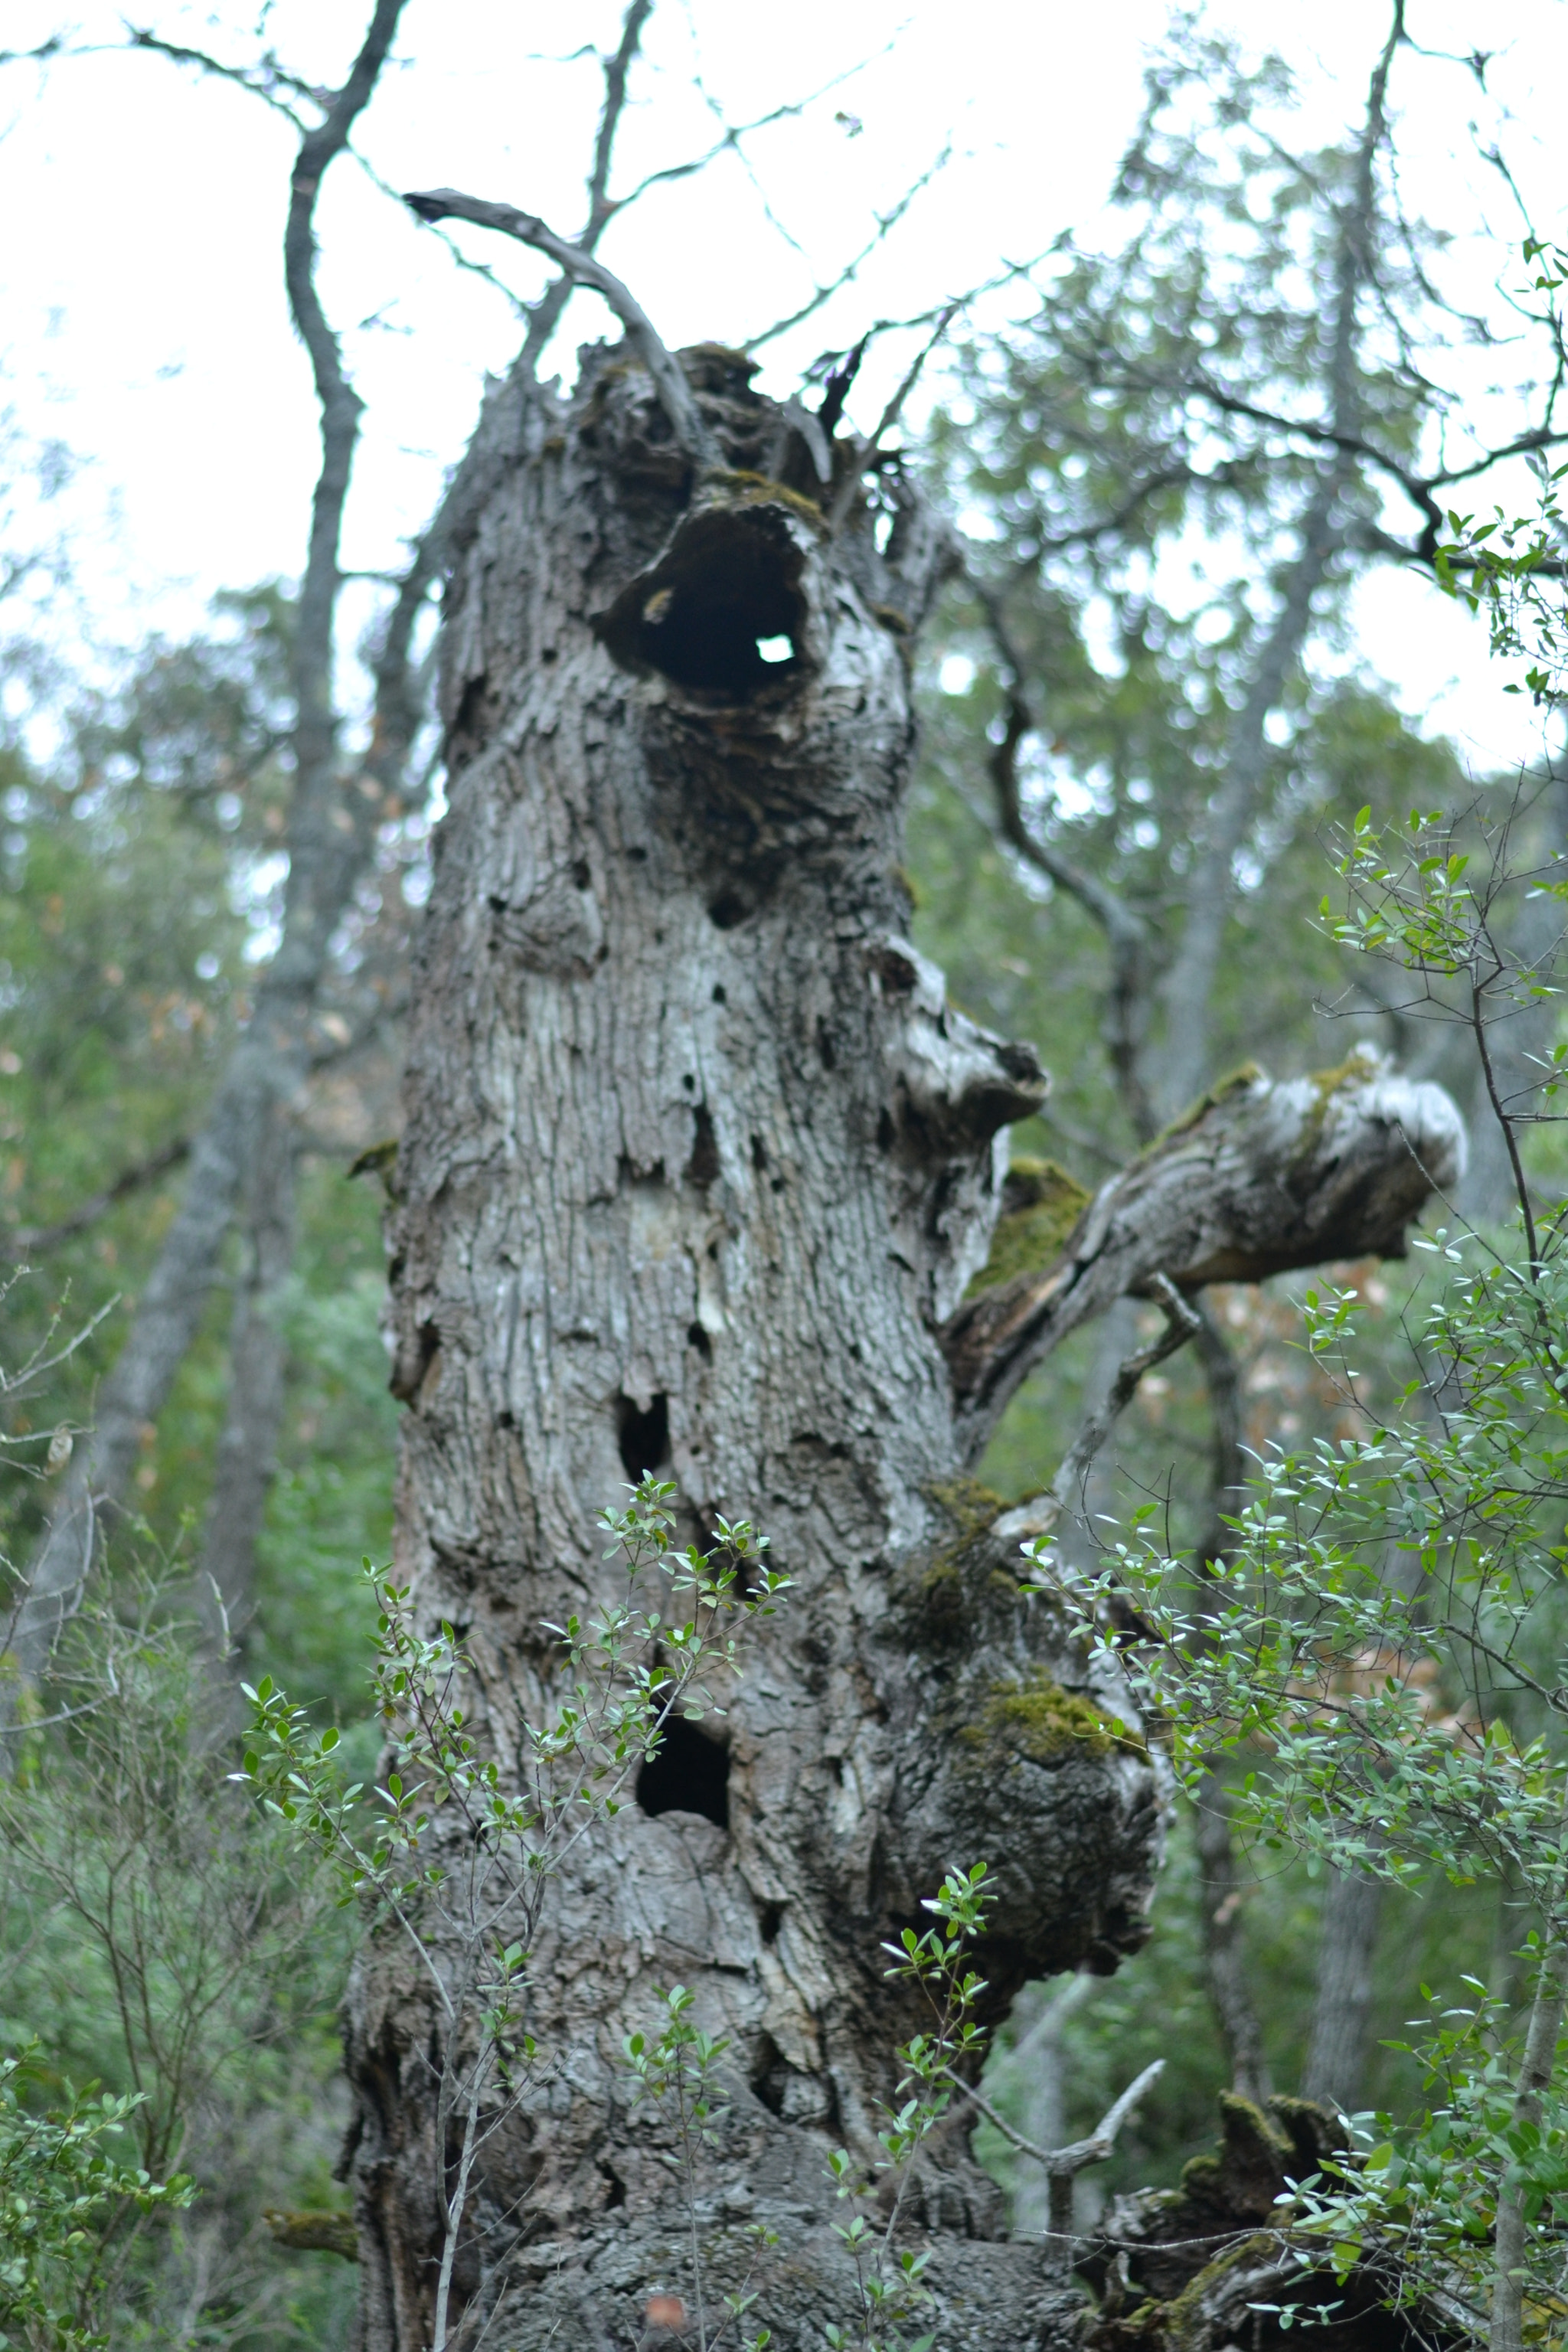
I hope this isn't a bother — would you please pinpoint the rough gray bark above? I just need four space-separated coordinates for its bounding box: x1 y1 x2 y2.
196 1098 298 1668
1302 1867 1383 2111
342 328 1463 2352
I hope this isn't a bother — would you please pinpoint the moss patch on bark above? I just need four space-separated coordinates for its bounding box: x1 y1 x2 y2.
959 1668 1148 1766
965 1158 1090 1298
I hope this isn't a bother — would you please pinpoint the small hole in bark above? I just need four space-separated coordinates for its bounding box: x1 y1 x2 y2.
636 1714 730 1828
598 2162 626 2210
682 1072 696 1090
627 845 648 863
750 1134 768 1171
876 1108 895 1153
572 857 591 889
687 1104 720 1189
817 1021 837 1071
708 890 747 930
617 1393 669 1480
496 1408 515 1430
760 1901 783 1945
711 983 727 1004
687 1321 712 1361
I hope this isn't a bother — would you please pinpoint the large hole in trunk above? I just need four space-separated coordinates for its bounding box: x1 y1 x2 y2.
595 501 809 700
636 1714 730 1828
617 1392 669 1480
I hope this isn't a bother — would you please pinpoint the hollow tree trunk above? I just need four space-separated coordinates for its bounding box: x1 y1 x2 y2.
345 344 1465 2352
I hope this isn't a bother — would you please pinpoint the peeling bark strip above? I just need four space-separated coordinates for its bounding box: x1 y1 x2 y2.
358 332 1463 2351
944 1050 1466 1465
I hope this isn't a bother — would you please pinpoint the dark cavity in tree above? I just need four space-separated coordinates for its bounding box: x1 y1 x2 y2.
595 503 807 699
616 1391 669 1480
635 1713 730 1828
686 1102 720 1188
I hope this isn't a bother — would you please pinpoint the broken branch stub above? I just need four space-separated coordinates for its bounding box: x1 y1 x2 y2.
946 1047 1466 1463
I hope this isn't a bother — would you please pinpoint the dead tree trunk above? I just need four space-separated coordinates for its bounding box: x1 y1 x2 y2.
346 332 1465 2352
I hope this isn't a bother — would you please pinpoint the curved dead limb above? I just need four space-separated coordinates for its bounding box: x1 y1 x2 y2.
963 2060 1165 2276
403 188 719 469
971 577 1155 1141
944 1045 1466 1464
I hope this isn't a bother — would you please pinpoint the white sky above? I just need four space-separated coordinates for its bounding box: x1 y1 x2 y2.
3 0 1566 773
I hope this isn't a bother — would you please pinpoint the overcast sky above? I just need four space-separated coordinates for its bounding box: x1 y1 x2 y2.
3 0 1566 770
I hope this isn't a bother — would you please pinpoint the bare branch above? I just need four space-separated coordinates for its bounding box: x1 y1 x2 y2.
515 0 653 372
124 28 310 128
969 576 1155 1138
403 189 718 469
963 2060 1165 2275
744 145 954 354
827 305 956 531
1052 1272 1200 1517
0 1136 191 1261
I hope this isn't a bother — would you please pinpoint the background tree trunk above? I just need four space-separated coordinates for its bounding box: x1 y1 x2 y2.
1302 1867 1383 2111
196 1097 298 1674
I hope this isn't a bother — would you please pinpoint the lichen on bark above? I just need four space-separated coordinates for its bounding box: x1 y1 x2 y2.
345 327 1462 2351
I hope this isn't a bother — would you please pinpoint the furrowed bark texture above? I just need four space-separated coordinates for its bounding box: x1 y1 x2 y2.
350 349 1159 2352
349 348 1465 2351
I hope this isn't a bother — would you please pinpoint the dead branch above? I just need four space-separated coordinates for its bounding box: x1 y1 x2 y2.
1052 1272 1200 1519
403 188 718 469
964 2060 1165 2275
971 577 1155 1140
0 1137 191 1260
944 1047 1466 1464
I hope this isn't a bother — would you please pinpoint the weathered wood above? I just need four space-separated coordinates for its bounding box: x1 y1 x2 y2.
348 342 1463 2351
944 1053 1465 1464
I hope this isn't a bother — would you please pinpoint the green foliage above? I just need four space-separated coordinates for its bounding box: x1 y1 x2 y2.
1434 243 1568 713
241 1478 789 2352
1284 1982 1568 2337
0 2047 191 2352
822 1864 996 2352
0 1579 356 2350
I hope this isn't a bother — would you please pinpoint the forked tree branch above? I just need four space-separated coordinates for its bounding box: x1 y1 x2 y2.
403 188 719 469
